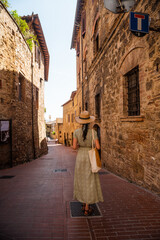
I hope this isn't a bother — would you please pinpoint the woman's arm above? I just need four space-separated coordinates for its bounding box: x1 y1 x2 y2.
73 137 78 150
95 139 101 150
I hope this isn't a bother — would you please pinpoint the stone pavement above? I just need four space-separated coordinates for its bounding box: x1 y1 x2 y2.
0 142 160 240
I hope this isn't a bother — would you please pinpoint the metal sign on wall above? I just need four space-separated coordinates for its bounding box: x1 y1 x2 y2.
130 12 149 36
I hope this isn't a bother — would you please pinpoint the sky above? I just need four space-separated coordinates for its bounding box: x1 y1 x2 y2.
9 0 77 121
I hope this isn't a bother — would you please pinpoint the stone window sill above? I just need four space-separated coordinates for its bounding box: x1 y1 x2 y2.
120 116 145 122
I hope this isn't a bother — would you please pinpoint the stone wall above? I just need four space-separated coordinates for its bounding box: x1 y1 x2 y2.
74 0 160 194
0 3 47 168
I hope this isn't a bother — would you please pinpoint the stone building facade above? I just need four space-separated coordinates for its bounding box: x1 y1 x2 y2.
71 0 160 194
62 91 80 146
46 120 56 139
54 118 63 144
0 2 49 168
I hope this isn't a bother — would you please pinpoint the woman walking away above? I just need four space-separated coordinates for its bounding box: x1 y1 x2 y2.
73 111 104 216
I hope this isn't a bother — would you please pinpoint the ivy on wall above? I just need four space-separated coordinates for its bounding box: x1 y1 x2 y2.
1 0 37 51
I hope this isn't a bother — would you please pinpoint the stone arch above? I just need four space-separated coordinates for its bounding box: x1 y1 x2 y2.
119 45 147 75
119 45 148 117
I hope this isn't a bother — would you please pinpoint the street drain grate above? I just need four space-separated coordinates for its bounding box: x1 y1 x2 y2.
0 175 15 179
54 169 67 173
70 201 102 218
98 171 109 175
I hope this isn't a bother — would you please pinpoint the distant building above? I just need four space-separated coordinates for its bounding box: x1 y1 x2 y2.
0 3 49 168
46 120 56 139
55 118 63 144
62 91 79 146
71 0 160 194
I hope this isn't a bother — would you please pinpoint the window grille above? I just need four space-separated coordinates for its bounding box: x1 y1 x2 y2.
126 66 140 116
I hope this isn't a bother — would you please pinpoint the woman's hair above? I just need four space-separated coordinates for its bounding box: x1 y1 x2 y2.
82 124 89 141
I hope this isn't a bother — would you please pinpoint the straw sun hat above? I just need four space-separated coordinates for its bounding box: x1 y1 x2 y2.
75 111 95 124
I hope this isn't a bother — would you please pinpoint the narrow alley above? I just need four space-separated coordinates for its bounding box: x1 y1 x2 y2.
0 142 160 240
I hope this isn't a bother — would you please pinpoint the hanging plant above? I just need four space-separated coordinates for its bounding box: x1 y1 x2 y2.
10 10 38 51
1 0 10 8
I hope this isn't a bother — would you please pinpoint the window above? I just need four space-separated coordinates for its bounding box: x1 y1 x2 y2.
82 11 86 37
35 42 38 62
68 114 70 122
35 41 41 68
0 80 2 89
95 33 99 53
84 59 87 75
76 41 80 57
40 78 43 88
0 120 10 144
85 102 88 111
95 93 100 119
72 114 74 123
79 107 81 114
126 66 140 116
94 20 99 54
36 88 39 109
18 74 25 101
38 49 41 68
78 71 81 85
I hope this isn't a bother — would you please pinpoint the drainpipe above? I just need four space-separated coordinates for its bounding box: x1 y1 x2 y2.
31 53 36 159
81 28 84 111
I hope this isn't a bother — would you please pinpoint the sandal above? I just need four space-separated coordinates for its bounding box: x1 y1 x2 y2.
84 207 93 216
81 203 86 212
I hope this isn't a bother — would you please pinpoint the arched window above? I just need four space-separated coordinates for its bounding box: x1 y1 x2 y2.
92 15 100 55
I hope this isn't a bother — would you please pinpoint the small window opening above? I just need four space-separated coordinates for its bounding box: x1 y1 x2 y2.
126 66 140 116
36 88 39 109
95 93 100 119
85 102 88 111
18 74 25 101
0 80 2 89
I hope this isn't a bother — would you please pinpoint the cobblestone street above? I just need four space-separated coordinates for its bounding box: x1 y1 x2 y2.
0 142 160 240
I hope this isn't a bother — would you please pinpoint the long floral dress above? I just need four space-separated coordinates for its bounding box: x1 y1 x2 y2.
73 128 104 204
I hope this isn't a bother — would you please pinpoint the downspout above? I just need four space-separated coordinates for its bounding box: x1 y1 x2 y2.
81 28 84 111
31 53 36 159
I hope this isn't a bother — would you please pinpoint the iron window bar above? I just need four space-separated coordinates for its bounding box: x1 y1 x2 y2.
127 66 140 116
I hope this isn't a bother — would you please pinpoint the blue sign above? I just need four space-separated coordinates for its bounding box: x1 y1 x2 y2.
130 12 149 34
